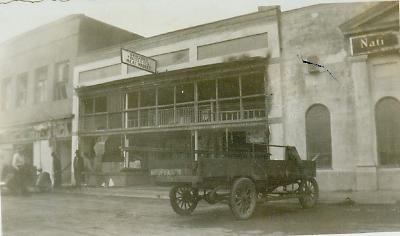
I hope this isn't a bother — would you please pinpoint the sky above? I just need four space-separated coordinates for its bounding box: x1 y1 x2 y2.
0 0 385 44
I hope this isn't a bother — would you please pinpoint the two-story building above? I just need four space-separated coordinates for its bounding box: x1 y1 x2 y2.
0 14 142 184
72 2 399 191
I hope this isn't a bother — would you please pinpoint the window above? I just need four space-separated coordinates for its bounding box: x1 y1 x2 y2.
1 78 12 110
242 96 265 119
81 96 108 131
83 98 94 114
16 73 28 107
241 73 264 96
54 62 69 100
176 83 194 103
375 97 400 167
222 131 247 154
218 77 239 98
94 97 107 113
140 89 156 107
34 67 48 103
197 33 268 60
103 135 123 162
127 91 139 109
83 96 107 114
158 87 174 105
198 80 216 101
306 104 332 169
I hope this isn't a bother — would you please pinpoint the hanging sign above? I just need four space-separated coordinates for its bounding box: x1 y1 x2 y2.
121 48 157 74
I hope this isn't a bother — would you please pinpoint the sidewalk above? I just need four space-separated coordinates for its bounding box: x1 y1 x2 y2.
58 185 171 200
56 185 400 205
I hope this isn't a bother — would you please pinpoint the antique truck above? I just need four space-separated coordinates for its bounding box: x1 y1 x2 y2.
154 145 318 220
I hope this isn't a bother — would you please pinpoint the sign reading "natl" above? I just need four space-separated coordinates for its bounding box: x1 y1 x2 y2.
121 48 157 74
350 32 399 56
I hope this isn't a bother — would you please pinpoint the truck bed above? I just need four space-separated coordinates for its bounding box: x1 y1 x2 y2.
152 157 316 184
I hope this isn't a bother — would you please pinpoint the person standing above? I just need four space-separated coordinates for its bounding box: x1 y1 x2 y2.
52 152 62 188
11 150 28 195
73 150 84 189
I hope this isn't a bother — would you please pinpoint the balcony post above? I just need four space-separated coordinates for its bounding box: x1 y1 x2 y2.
173 86 177 123
215 79 220 121
194 130 199 161
239 75 244 119
138 91 141 128
124 134 129 168
124 93 128 129
106 113 109 129
194 82 198 123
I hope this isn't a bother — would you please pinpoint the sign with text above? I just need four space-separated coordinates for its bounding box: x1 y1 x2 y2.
350 32 399 56
121 48 157 73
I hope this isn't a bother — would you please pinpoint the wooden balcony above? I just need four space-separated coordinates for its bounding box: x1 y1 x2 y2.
79 107 265 132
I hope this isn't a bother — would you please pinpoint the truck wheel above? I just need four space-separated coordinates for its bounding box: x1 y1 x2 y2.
229 177 257 220
169 185 198 216
298 178 319 208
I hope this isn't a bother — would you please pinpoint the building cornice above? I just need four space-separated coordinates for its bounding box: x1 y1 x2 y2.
339 1 399 36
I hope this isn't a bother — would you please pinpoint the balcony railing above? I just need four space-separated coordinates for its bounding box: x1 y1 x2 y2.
80 107 265 132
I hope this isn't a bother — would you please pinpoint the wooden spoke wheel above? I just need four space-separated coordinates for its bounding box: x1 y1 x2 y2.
229 177 257 220
298 178 319 208
169 185 198 216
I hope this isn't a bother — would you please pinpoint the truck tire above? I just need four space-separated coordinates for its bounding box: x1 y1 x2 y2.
229 177 257 220
169 184 198 216
298 177 319 208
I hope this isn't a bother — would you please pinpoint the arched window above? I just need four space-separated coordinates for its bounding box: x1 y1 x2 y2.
306 104 332 169
375 97 400 167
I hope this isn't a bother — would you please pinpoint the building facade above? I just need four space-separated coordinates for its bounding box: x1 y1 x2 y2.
0 14 142 184
72 2 399 190
280 1 399 190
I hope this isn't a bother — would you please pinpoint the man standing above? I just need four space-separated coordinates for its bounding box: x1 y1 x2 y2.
73 150 84 189
52 152 62 188
11 150 28 195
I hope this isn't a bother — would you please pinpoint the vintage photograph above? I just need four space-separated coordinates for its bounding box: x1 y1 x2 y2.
0 0 399 235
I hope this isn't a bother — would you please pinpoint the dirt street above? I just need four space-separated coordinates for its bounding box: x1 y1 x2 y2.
2 193 400 236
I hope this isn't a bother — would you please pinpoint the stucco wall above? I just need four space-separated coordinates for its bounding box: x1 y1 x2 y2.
0 15 141 127
0 17 81 126
278 3 375 190
279 2 400 190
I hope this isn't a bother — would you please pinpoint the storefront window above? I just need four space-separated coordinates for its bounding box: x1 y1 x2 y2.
103 135 123 162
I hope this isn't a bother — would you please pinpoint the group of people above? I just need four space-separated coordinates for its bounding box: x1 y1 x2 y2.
2 149 87 195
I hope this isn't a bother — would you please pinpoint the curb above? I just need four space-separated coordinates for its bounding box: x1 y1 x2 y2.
55 189 399 205
54 188 170 200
